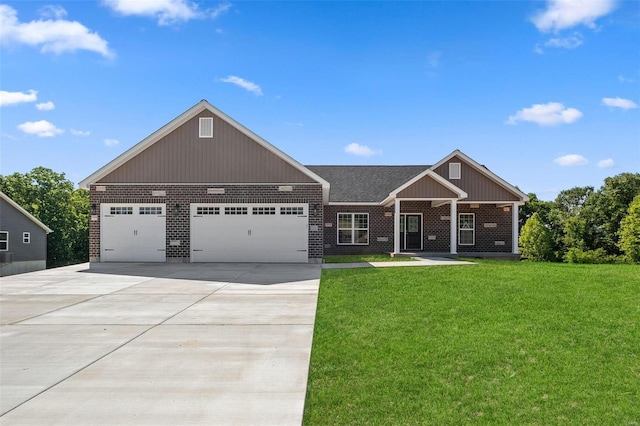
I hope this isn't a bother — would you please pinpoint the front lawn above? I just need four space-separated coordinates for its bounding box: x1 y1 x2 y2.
304 260 640 424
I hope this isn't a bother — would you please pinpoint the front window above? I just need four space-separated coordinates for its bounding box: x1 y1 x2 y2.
338 213 369 245
459 213 475 245
0 231 7 251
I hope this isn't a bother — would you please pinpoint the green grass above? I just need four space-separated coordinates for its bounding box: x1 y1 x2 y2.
304 260 640 425
324 254 415 263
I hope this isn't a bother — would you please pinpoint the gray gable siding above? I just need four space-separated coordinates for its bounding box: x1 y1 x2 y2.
433 156 521 202
99 113 317 184
0 199 47 262
307 166 428 202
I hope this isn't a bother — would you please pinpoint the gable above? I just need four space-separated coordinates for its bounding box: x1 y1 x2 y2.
0 193 52 233
396 173 460 199
432 155 521 202
97 112 316 184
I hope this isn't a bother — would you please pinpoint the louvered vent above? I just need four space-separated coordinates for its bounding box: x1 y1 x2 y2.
199 117 213 138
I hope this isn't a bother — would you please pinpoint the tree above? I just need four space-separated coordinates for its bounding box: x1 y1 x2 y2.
519 212 554 261
0 167 89 267
618 195 640 263
583 173 640 255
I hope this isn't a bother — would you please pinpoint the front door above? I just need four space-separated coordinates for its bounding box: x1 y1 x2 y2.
400 214 423 251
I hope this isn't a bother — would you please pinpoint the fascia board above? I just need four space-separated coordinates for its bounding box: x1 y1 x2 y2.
0 192 53 233
380 169 468 206
431 149 529 202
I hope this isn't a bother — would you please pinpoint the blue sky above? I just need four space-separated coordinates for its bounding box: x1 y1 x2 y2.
1 0 638 200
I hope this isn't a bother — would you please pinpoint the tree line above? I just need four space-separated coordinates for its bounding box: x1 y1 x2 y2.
519 172 640 263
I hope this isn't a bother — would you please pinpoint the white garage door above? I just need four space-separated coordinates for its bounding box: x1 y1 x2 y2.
190 203 308 263
101 204 166 262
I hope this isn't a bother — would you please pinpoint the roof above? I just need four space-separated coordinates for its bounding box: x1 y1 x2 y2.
0 191 53 233
307 165 429 203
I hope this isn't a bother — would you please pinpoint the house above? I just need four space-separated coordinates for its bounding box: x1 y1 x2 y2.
0 191 53 276
79 100 528 264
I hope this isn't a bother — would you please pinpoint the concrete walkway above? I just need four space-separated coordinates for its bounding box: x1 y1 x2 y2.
0 262 321 425
322 256 474 269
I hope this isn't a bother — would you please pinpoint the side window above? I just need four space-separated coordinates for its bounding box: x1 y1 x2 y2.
23 232 31 244
459 213 475 245
0 231 8 251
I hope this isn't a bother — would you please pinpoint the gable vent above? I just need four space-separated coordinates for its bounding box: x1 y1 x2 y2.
449 162 461 179
199 117 213 138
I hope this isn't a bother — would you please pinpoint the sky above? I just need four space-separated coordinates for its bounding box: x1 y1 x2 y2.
1 0 638 200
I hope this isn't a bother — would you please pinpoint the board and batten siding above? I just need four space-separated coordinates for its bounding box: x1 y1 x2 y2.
397 174 459 199
98 112 316 184
433 156 521 202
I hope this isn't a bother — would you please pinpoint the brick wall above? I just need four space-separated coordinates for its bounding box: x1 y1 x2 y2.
322 202 513 255
89 184 324 262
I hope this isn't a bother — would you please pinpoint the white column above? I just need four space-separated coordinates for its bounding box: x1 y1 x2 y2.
512 203 519 254
450 200 457 254
394 199 401 255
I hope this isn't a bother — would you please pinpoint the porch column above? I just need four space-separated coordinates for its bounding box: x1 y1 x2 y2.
512 203 519 254
450 200 457 254
394 199 401 255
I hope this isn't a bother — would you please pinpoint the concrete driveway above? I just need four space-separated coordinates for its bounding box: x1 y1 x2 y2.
0 262 321 425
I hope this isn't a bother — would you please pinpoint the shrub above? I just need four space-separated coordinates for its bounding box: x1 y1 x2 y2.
563 248 621 264
519 213 555 261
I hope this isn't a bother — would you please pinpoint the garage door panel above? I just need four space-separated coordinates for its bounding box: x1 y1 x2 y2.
190 204 308 263
101 204 166 262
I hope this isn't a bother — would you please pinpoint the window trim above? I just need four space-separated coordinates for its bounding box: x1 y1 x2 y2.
337 213 369 245
0 231 8 251
449 162 461 179
199 117 214 138
458 213 475 246
23 232 31 244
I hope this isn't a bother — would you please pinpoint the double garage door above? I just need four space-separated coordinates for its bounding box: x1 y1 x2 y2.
190 204 309 263
100 203 308 263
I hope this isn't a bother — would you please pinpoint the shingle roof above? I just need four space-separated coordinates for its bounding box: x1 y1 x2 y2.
306 165 429 203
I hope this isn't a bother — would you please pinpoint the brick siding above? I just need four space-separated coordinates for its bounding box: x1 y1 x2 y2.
89 184 324 263
322 202 513 255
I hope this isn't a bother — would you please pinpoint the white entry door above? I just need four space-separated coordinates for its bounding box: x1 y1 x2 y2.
190 204 308 263
101 204 166 262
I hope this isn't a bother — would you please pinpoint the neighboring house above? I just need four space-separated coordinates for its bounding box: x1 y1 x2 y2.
79 100 528 264
0 191 53 276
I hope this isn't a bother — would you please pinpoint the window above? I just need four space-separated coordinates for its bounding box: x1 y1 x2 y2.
0 231 7 251
280 206 304 216
110 206 133 215
139 206 163 215
23 232 31 244
449 162 461 179
199 117 213 138
253 207 276 215
225 206 248 215
337 213 369 245
196 206 219 215
459 213 475 245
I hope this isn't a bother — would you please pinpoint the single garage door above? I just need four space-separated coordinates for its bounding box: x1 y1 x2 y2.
190 203 308 263
101 204 166 262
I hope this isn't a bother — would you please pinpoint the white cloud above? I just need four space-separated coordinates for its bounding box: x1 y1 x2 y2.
344 143 381 157
103 0 230 25
507 102 583 126
36 101 55 111
618 75 635 84
545 33 583 49
219 76 263 96
38 5 68 20
602 97 638 110
531 0 616 32
554 154 588 166
0 5 113 58
104 138 119 146
597 158 615 168
71 129 91 137
17 120 63 137
0 89 37 106
285 122 304 127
